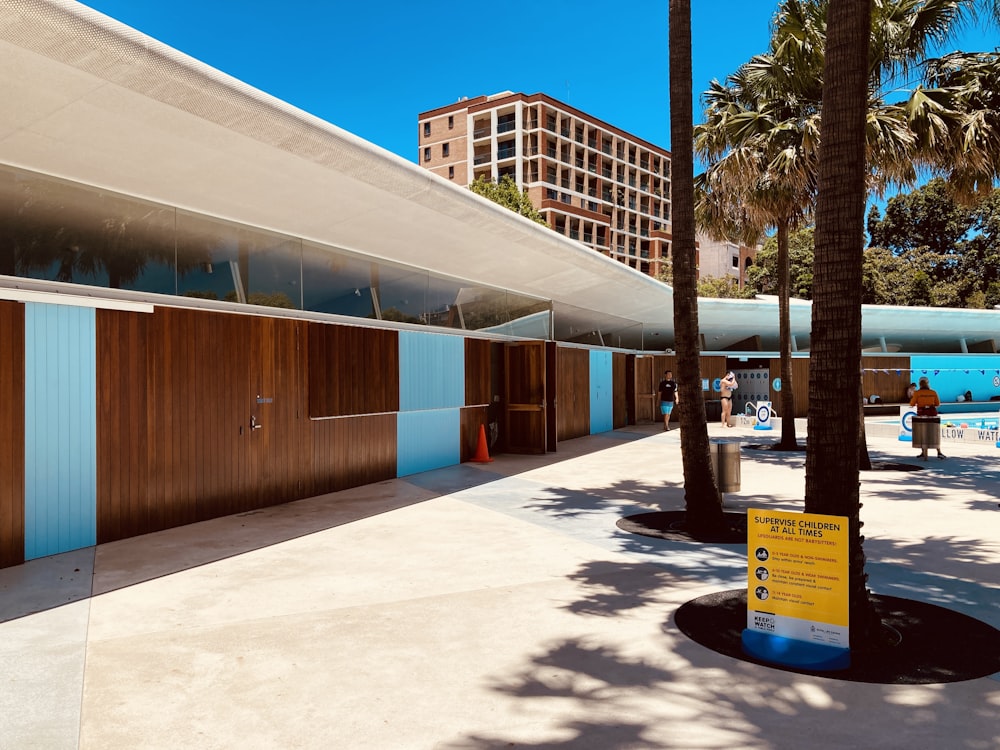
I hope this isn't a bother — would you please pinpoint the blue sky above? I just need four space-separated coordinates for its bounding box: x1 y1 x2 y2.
78 0 995 166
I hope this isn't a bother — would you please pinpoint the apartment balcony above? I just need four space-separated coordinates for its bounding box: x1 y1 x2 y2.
496 147 516 161
472 122 491 139
497 120 516 134
473 153 492 166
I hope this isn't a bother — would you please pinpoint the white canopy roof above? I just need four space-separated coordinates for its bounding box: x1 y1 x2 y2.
1 0 997 354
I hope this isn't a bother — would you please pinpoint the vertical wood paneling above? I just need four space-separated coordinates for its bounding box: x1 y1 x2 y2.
308 414 396 493
248 316 311 509
766 357 812 417
589 350 613 434
862 356 911 404
0 301 25 568
460 406 489 462
634 356 657 423
96 308 149 542
504 342 548 453
308 323 398 417
24 303 97 560
614 353 629 428
399 331 464 411
556 346 590 441
464 338 491 406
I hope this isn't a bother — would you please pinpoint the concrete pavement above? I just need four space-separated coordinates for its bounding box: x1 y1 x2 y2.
1 420 997 749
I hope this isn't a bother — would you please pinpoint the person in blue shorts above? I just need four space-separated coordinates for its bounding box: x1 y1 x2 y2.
658 369 678 431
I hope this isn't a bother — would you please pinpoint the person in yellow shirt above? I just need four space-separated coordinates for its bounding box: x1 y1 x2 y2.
910 376 945 460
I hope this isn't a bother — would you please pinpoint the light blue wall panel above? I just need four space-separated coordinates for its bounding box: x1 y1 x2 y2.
397 408 460 476
909 355 1000 403
590 350 614 434
24 303 97 560
398 331 465 411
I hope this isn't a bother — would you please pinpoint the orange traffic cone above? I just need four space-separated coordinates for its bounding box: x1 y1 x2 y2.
470 423 493 463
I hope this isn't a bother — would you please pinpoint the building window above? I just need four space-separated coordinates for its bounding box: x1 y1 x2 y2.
442 143 450 157
732 255 740 268
449 166 455 179
497 113 516 134
423 122 430 137
448 115 454 129
423 147 430 162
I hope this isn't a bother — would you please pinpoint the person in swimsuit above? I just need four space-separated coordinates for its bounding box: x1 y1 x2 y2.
720 371 738 427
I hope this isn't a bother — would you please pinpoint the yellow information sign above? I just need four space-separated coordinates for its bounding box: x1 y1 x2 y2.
746 509 849 647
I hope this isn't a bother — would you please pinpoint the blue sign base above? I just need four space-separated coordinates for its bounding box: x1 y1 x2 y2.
753 424 772 431
898 435 912 442
741 629 850 671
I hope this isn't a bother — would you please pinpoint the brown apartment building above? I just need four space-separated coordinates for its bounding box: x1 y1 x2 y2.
418 91 756 283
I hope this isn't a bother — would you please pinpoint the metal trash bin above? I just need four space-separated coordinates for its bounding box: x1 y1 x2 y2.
711 440 741 493
705 399 722 422
912 416 941 449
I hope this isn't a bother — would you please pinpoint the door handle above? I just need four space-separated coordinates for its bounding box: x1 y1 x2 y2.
250 415 263 431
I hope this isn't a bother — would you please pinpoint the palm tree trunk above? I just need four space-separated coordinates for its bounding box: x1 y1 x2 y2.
858 379 872 471
805 0 880 652
669 0 725 534
776 219 798 449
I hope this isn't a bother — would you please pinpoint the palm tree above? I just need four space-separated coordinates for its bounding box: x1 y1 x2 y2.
696 0 987 456
670 0 726 536
901 50 1000 200
695 34 823 449
805 0 879 650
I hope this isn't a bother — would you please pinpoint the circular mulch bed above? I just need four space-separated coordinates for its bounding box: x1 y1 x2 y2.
866 460 924 472
674 588 1000 684
617 510 746 544
743 443 806 452
743 443 925 473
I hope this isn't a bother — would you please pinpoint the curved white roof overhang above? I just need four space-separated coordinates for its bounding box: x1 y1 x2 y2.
1 0 997 355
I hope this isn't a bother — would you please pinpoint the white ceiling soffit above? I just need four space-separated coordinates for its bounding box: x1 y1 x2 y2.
1 0 998 354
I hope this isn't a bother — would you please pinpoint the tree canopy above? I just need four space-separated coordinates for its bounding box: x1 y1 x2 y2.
866 179 1000 307
468 175 547 225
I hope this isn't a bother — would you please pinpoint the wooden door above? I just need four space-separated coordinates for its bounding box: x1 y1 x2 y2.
247 317 306 506
504 341 547 454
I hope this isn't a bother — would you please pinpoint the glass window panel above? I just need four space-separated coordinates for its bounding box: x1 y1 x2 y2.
0 165 176 293
175 212 244 303
301 242 376 318
244 233 301 310
374 263 428 324
175 214 301 309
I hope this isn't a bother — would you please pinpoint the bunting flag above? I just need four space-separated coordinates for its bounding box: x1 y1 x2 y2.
859 367 1000 374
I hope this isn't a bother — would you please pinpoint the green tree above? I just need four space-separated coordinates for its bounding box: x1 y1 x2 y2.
695 275 756 299
468 175 547 225
867 178 973 257
866 179 1000 306
670 0 726 536
745 227 816 299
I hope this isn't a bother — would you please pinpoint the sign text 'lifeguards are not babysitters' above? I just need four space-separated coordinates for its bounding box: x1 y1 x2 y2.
747 509 849 647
